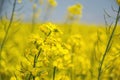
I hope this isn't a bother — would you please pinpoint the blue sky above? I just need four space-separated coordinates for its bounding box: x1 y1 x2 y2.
5 0 119 24
50 0 118 24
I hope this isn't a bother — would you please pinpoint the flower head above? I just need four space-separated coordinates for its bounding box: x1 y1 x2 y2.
39 23 62 36
68 3 83 15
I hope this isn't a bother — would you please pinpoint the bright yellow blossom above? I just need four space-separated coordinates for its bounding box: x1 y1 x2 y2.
39 23 62 35
31 68 39 76
53 58 64 69
31 48 39 55
10 76 16 80
68 3 83 15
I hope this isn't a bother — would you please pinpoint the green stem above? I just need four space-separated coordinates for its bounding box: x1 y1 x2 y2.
98 6 120 80
0 0 16 55
28 28 51 80
28 48 42 80
71 45 75 80
53 67 56 80
0 0 16 80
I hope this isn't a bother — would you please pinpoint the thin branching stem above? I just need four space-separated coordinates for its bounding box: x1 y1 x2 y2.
0 0 16 55
0 0 16 79
0 0 17 58
53 66 56 80
98 6 120 80
28 48 42 80
28 31 51 79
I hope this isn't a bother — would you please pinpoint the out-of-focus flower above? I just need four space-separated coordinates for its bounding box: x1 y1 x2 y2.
116 0 120 6
66 3 83 23
31 48 39 55
29 34 43 45
68 3 83 15
10 76 16 80
18 0 22 4
57 74 70 80
35 77 40 80
33 3 37 9
53 58 64 69
39 23 62 35
48 0 57 7
31 68 40 76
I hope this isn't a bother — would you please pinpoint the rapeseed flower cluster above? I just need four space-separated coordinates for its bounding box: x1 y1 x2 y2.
0 0 120 80
15 23 72 80
1 22 120 80
68 3 82 15
66 3 83 23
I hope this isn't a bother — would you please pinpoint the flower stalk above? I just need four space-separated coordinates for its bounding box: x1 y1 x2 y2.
53 66 56 80
0 0 17 79
98 6 120 80
0 0 17 55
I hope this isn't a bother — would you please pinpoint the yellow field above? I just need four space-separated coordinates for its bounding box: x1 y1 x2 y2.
0 22 120 80
0 0 120 80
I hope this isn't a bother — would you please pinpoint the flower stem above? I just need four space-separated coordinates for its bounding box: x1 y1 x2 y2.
0 0 16 79
98 6 120 80
0 0 16 55
28 48 42 80
53 66 56 80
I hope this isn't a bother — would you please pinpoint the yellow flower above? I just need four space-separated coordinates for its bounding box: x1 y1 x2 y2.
53 58 64 69
39 23 50 35
64 54 71 61
35 77 40 80
57 75 70 80
10 76 16 80
116 0 120 6
31 48 39 55
39 23 61 35
40 72 48 78
25 48 31 55
48 0 57 7
29 34 43 44
68 3 83 15
31 68 40 76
